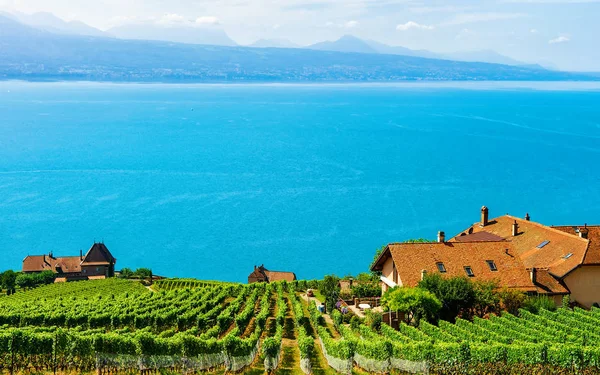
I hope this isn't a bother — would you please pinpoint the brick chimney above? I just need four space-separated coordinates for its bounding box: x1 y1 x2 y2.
437 231 446 243
481 206 489 226
580 224 589 239
512 221 519 236
525 213 531 221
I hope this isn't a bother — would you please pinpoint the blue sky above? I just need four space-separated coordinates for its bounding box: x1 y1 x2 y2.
1 0 599 71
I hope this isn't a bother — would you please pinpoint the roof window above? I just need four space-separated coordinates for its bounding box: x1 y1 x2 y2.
436 262 447 273
464 266 475 277
486 260 498 271
563 253 573 259
537 240 550 248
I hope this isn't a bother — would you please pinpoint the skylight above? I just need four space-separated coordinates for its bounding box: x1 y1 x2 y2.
563 253 573 259
464 266 474 277
436 262 447 273
536 240 550 249
486 260 498 271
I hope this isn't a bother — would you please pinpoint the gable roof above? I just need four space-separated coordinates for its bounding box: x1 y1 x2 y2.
533 268 569 295
552 225 600 265
371 241 537 292
22 255 82 273
454 215 589 278
81 243 116 265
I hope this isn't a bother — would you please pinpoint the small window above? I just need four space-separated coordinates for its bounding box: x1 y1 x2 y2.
464 266 474 277
486 260 498 271
537 240 550 249
436 262 447 273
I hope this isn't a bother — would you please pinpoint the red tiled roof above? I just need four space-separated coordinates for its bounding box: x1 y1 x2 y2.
455 215 588 278
374 241 537 292
552 225 600 265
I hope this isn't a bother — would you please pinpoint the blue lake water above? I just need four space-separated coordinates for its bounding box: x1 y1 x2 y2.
1 82 600 282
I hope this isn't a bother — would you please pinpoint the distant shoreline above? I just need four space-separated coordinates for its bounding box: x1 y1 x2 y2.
3 79 600 91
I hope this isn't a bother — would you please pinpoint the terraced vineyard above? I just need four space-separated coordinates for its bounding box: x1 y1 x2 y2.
0 278 599 374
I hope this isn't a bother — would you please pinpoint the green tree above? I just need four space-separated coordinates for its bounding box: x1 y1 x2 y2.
370 245 387 277
320 275 340 314
418 273 476 322
472 280 500 318
0 270 17 291
381 287 441 325
119 268 134 279
134 268 153 279
15 273 35 289
498 287 527 315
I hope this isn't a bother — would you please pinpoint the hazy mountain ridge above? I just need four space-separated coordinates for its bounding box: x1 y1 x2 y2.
107 23 237 47
0 15 595 83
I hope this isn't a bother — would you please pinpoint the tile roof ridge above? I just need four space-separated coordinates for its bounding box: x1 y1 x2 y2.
505 215 589 243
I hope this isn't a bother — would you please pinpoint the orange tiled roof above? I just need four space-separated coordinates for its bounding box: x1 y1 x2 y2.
533 268 569 295
379 241 537 292
552 225 600 265
455 215 588 278
266 271 297 282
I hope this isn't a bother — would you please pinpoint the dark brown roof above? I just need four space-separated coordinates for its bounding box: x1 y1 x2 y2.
372 241 537 292
454 215 588 278
81 243 116 265
552 225 600 265
453 232 505 242
22 242 115 274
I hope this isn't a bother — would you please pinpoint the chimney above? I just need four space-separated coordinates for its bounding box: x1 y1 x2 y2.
437 231 446 243
421 269 428 280
512 221 519 236
525 213 531 221
481 206 489 226
580 224 589 239
530 267 537 283
80 249 83 260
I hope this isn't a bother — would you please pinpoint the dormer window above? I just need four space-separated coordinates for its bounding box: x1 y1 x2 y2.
464 266 474 277
486 260 497 271
436 262 447 273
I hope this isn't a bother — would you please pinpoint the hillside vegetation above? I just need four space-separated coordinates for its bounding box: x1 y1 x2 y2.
0 278 599 374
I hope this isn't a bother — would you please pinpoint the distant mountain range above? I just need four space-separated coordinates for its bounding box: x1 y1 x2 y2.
0 13 594 83
0 11 550 68
2 11 108 37
107 24 237 46
306 35 543 68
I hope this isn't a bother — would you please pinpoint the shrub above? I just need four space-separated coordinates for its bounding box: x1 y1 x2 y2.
523 296 557 314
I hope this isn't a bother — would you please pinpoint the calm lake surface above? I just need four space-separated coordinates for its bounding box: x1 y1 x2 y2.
1 82 600 281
